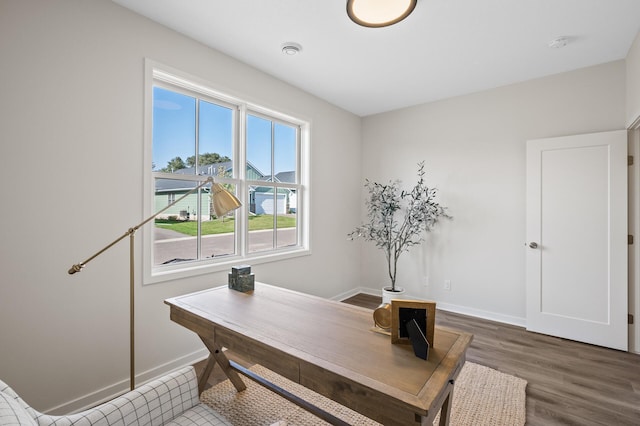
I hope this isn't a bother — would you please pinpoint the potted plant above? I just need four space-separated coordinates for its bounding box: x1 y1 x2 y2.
349 162 450 303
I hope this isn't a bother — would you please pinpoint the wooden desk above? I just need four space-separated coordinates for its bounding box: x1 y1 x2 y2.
165 283 472 426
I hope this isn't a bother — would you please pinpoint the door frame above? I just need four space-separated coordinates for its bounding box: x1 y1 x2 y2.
629 117 640 354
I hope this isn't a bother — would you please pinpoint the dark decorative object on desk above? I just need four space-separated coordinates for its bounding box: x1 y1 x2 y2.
398 307 427 339
228 265 255 292
406 318 430 360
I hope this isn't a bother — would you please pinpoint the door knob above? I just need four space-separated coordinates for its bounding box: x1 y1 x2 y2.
529 242 538 249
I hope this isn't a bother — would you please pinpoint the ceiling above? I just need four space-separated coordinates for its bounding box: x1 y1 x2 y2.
112 0 640 117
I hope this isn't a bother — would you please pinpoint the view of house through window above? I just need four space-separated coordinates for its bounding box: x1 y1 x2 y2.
150 75 305 275
247 114 298 252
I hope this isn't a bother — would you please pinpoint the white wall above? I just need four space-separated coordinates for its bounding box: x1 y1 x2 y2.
0 0 362 412
360 61 626 324
627 29 640 126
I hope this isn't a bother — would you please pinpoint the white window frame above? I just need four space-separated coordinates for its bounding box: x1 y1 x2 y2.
143 60 311 285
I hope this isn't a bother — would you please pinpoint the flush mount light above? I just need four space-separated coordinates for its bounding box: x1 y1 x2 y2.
548 37 569 49
347 0 417 28
281 42 302 55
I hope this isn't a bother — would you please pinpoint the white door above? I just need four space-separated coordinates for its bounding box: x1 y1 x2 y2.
526 130 628 350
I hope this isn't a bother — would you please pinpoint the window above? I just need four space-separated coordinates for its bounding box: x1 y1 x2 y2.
246 113 299 252
144 63 309 283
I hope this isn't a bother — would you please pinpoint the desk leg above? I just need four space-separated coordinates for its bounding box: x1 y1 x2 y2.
200 336 247 392
197 353 217 394
438 380 454 426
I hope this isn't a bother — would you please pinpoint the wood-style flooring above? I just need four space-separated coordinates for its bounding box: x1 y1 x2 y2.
343 293 640 426
195 293 640 425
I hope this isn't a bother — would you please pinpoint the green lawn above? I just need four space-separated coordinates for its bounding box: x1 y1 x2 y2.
155 214 296 236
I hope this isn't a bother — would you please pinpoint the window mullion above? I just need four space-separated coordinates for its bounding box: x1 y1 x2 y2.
237 104 247 257
271 122 277 249
195 99 202 260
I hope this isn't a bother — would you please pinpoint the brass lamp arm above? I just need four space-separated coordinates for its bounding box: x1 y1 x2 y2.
68 176 214 274
66 175 241 391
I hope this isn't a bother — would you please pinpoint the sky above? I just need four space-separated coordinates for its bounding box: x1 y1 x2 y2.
153 87 296 177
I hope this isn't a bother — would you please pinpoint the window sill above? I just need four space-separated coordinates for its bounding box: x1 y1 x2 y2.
143 247 311 285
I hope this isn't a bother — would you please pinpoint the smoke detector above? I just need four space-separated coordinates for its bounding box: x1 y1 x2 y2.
281 42 302 55
548 37 569 49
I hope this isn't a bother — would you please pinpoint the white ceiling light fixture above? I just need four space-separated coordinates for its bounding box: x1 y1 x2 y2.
347 0 417 28
282 42 302 55
548 37 569 49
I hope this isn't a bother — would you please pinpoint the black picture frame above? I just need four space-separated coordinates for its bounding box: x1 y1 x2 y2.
391 299 436 347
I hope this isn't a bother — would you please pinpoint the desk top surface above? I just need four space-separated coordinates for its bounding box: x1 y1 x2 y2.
165 283 472 409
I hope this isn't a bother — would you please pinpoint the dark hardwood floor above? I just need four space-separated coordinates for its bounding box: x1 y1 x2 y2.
196 293 640 425
343 293 640 425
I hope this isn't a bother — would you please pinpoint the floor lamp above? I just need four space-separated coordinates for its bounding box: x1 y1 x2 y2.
68 176 242 390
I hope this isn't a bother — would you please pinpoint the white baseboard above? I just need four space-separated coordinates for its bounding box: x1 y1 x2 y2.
435 302 526 328
47 348 209 415
330 286 379 301
136 348 209 386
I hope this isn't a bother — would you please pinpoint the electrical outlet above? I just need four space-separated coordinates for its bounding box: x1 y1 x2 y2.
444 280 451 291
423 275 429 287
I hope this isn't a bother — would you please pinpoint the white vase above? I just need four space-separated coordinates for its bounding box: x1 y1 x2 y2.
382 286 406 304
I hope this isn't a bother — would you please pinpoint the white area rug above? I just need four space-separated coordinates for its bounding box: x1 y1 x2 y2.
201 362 526 425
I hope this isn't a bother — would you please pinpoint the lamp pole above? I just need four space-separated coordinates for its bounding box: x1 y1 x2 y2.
68 176 240 390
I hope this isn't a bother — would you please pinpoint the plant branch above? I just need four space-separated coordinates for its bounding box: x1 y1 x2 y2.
348 162 451 291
